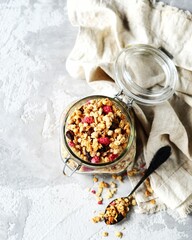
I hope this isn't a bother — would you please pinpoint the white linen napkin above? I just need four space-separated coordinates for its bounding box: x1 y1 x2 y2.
66 0 192 216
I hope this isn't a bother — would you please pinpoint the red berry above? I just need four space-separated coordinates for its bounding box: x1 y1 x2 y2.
103 105 112 114
98 137 110 146
110 201 116 206
98 200 103 204
91 156 100 163
68 141 75 147
82 116 94 124
109 154 118 161
91 189 96 194
140 163 146 168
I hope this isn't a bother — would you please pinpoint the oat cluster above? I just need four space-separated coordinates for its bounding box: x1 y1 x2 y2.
65 98 130 164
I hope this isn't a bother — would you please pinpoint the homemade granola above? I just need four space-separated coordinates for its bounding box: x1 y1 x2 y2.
104 196 133 225
65 98 130 164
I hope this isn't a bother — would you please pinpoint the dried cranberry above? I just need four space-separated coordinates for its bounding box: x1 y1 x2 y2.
66 130 74 140
109 154 118 161
68 141 75 147
82 116 94 124
110 201 116 206
91 156 100 163
98 137 110 146
103 105 113 114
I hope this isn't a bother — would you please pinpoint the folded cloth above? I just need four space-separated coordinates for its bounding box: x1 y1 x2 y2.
66 0 192 216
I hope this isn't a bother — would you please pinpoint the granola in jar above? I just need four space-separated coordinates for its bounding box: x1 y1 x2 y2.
60 95 136 175
65 98 130 164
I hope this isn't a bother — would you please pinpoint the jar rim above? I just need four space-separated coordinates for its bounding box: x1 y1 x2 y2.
62 95 135 168
115 44 178 105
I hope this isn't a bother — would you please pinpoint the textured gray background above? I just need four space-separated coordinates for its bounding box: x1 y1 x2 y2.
0 0 191 239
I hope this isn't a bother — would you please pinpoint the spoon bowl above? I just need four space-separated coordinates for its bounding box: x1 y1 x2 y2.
104 145 172 225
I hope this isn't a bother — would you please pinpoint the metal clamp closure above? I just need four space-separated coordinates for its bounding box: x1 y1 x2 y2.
62 155 81 176
114 90 133 109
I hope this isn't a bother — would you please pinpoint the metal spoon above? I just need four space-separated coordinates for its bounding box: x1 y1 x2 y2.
104 145 171 225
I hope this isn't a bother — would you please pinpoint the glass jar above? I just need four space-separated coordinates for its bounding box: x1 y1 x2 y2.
60 96 136 176
60 44 178 176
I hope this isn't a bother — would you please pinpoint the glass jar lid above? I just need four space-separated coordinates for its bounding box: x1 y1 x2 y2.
115 44 178 105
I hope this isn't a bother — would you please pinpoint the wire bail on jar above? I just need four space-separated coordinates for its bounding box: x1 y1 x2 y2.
114 90 133 109
62 155 81 176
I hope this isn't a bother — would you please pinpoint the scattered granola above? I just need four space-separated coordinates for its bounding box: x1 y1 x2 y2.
110 181 117 188
92 212 105 223
65 98 130 164
115 231 123 238
102 232 109 237
150 199 156 205
132 199 137 206
127 168 139 177
93 176 98 182
145 189 152 197
144 177 153 194
106 189 113 199
112 174 118 180
99 181 109 188
116 175 123 182
96 187 103 197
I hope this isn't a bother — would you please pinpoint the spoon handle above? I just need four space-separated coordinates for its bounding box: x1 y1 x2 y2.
128 145 171 197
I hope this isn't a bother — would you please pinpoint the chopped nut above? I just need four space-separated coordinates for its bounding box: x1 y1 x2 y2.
102 232 108 237
144 178 154 193
111 188 117 194
145 190 152 197
112 174 118 180
96 187 103 197
147 186 154 194
106 190 113 199
116 175 123 182
97 197 103 202
127 168 139 177
99 212 105 217
132 199 137 206
93 176 98 182
91 216 101 223
115 231 123 238
150 199 156 205
110 182 117 188
99 181 109 188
